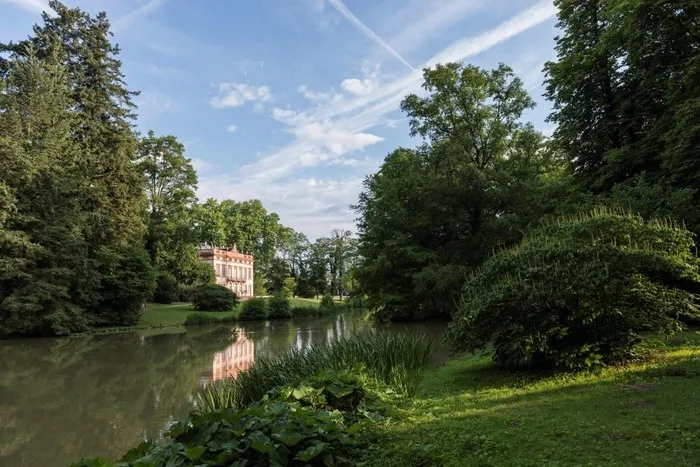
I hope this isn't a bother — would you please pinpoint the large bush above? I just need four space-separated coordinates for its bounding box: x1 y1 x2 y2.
239 297 268 321
191 284 238 312
268 293 292 319
152 272 178 304
447 209 700 370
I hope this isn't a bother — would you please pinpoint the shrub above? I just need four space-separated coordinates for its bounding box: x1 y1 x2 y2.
152 272 178 304
320 293 335 309
176 283 195 302
267 293 292 319
447 209 700 370
232 331 434 406
191 284 238 312
239 297 267 321
183 312 235 326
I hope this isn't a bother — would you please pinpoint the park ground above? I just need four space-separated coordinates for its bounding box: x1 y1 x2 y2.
362 331 700 466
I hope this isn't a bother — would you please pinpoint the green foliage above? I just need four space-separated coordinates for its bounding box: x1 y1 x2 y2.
239 297 268 321
183 312 235 326
447 209 700 370
191 284 238 312
545 0 700 236
268 294 292 319
152 272 178 304
93 246 156 327
232 332 434 407
195 380 238 412
355 63 564 321
320 294 335 310
282 276 297 298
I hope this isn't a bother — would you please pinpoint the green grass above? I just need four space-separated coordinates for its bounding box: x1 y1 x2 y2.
139 298 323 327
361 331 700 466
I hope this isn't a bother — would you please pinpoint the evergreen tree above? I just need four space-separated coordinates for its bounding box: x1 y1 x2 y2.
1 0 146 248
0 44 91 335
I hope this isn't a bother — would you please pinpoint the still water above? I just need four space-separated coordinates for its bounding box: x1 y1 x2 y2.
0 314 446 466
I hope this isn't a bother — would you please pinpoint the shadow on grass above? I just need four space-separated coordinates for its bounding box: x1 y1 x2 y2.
363 343 700 467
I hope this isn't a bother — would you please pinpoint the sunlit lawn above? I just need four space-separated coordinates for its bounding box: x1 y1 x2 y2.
139 297 322 327
363 331 700 467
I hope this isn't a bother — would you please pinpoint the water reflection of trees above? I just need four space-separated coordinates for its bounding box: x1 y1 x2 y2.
0 315 440 466
0 327 234 466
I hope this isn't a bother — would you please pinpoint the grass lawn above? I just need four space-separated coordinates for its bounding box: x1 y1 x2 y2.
363 332 700 467
139 297 322 327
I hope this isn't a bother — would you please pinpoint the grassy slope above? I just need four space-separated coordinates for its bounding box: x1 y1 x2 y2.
139 298 322 327
364 332 700 467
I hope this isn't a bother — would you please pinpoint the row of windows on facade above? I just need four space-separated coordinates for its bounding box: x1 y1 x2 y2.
216 265 252 280
229 283 252 296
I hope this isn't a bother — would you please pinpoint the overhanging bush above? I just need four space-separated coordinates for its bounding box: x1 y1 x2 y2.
268 293 292 319
239 297 267 321
447 209 700 370
191 284 238 312
320 293 335 310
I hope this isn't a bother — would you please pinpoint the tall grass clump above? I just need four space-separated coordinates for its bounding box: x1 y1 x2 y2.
231 331 434 407
195 380 238 412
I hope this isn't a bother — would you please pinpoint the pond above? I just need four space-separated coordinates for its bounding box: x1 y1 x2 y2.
0 314 446 466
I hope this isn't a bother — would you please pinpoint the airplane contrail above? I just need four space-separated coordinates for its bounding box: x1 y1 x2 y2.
326 0 416 72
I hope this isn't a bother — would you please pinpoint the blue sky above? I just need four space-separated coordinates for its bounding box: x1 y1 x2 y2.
1 0 559 239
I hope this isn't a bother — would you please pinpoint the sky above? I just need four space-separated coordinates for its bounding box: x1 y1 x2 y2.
0 0 559 239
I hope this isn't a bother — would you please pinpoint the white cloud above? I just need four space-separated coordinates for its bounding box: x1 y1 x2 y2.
297 85 343 103
2 0 47 13
294 122 383 156
341 78 374 96
384 0 486 55
226 124 238 133
271 107 307 125
210 83 273 108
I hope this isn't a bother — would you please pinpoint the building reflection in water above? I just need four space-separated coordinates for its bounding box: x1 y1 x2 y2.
211 328 255 381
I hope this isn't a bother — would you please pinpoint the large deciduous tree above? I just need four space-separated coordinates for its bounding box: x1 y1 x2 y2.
137 131 202 285
356 63 562 321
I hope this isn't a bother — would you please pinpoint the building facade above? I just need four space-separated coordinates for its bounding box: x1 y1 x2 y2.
198 245 254 298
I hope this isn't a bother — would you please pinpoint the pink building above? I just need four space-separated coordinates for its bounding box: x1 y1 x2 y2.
198 245 254 298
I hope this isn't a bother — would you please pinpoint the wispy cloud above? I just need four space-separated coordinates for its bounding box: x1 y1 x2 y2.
325 0 415 72
211 83 274 109
113 0 169 33
242 0 557 183
2 0 48 14
226 124 238 133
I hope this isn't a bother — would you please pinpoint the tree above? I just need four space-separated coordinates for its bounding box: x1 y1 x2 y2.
447 209 700 370
137 131 202 286
1 0 147 248
545 0 700 233
356 63 561 321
